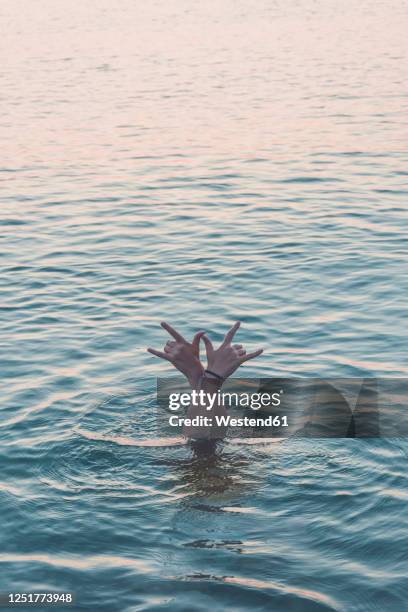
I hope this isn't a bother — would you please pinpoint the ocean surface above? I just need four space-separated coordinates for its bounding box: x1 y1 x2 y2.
1 0 408 610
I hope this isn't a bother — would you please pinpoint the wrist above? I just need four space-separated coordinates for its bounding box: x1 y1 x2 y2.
204 369 225 382
206 364 229 380
201 373 222 390
187 364 204 388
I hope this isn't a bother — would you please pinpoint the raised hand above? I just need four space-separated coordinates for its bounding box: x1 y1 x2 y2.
147 322 205 385
202 321 263 380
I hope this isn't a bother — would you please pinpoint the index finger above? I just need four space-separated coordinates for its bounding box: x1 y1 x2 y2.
161 321 185 342
222 321 241 345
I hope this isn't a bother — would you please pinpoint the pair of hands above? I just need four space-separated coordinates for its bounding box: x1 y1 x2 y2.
147 321 263 386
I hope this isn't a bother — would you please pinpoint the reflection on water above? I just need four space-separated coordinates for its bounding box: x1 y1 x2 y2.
1 0 408 609
165 440 254 503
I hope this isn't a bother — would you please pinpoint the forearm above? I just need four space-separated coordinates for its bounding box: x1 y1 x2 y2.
182 374 228 439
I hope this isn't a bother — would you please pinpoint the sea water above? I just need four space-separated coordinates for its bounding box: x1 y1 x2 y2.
1 0 407 610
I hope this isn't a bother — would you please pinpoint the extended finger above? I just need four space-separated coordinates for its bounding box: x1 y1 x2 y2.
240 348 263 363
192 330 206 350
223 321 241 345
161 321 185 342
147 347 171 361
201 333 214 357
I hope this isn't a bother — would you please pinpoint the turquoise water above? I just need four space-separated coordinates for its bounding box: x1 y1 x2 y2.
1 0 408 610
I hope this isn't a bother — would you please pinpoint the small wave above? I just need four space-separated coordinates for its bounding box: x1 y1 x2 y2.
76 427 186 447
173 573 341 611
0 553 153 573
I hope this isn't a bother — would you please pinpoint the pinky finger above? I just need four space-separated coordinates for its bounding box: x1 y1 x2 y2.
240 348 263 363
147 347 171 361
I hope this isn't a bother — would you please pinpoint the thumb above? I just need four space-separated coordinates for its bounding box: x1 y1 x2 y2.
192 330 206 351
201 333 214 359
240 348 263 363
